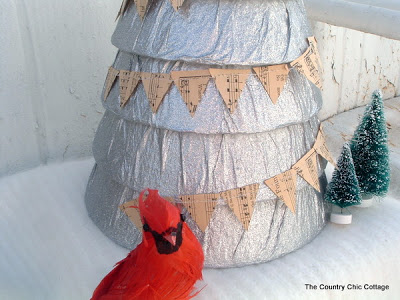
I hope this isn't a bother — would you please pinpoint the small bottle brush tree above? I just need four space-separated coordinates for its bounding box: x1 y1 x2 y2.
350 90 390 198
324 143 361 214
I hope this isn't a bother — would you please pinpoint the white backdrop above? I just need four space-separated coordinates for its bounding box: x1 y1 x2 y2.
314 21 400 120
0 0 120 176
1 0 399 176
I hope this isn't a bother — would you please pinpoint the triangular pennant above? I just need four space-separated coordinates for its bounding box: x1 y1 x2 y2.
253 64 290 104
290 46 322 89
265 169 297 213
209 69 251 113
116 0 133 20
313 129 337 168
293 149 321 192
219 184 259 230
104 67 119 101
119 70 141 107
119 199 141 229
179 193 219 232
307 36 323 72
171 70 211 117
141 72 173 113
120 196 175 229
169 0 185 11
134 0 149 19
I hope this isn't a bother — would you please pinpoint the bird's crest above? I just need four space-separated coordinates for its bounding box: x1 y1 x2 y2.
139 189 181 235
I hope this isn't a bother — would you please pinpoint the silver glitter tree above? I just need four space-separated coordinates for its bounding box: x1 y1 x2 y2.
85 0 329 268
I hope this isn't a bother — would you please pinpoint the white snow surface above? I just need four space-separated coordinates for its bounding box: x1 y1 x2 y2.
1 158 399 300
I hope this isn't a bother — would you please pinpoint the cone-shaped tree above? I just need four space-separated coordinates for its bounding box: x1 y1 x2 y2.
350 90 390 197
324 143 361 210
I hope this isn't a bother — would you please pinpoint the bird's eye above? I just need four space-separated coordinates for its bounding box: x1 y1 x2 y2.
163 227 177 236
143 223 150 231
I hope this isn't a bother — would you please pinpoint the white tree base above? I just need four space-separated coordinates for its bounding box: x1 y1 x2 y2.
330 212 352 224
356 198 374 208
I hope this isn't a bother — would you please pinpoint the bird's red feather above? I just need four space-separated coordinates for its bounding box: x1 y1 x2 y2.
92 189 204 300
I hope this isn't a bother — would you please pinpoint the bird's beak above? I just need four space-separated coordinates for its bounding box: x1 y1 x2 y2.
164 233 177 246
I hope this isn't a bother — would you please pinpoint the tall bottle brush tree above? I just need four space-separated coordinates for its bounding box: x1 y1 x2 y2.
350 90 390 197
324 143 361 212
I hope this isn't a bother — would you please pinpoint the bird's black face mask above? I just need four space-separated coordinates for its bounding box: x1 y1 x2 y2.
143 214 185 255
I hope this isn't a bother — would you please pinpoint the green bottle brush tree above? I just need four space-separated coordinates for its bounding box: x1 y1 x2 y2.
350 90 390 198
325 143 361 224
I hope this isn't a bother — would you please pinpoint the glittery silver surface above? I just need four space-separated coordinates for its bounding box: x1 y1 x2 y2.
85 0 329 267
103 51 322 134
112 0 312 65
85 161 329 268
92 110 322 196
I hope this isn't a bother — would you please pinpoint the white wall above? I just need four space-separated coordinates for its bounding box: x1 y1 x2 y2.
1 1 399 176
313 21 400 120
0 0 120 176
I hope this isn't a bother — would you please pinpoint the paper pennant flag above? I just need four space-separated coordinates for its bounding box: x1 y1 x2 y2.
314 129 337 168
265 169 297 214
253 64 290 104
293 149 321 192
119 199 141 229
116 0 133 20
179 193 219 232
104 67 119 101
209 69 251 113
290 46 322 89
169 0 185 11
134 0 149 19
120 196 175 229
141 72 173 113
119 70 141 107
307 36 323 72
220 184 259 230
171 70 211 117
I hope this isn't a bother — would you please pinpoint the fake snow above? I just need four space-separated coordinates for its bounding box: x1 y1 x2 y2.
0 158 399 300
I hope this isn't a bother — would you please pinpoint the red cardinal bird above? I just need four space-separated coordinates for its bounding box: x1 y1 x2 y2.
91 189 204 300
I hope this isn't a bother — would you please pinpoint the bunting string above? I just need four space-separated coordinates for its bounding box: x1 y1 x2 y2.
104 37 322 115
120 129 335 232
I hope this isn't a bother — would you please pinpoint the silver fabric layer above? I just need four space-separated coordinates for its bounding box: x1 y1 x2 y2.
103 51 322 134
85 0 329 267
112 0 312 65
85 162 329 268
93 109 322 196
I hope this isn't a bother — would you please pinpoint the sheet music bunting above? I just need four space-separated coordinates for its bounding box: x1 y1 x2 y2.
169 0 185 11
220 184 259 230
209 69 251 113
119 70 141 107
293 149 321 192
290 45 322 89
253 64 290 104
141 72 173 113
134 0 149 19
120 128 336 231
170 70 211 117
104 67 119 101
265 169 298 214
